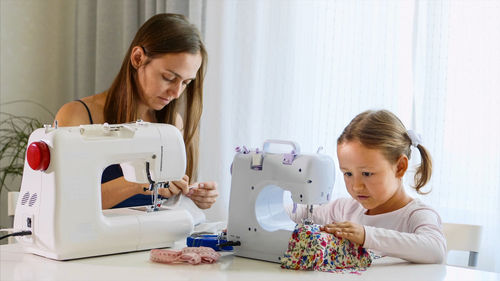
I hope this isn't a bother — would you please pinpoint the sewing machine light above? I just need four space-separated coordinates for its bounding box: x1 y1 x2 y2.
27 141 50 171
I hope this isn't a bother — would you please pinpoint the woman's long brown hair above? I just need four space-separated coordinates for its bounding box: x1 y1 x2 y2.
104 13 207 182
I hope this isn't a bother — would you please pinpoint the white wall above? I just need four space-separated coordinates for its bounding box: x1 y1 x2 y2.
0 0 77 234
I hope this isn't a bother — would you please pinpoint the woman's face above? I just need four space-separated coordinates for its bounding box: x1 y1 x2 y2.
135 50 202 111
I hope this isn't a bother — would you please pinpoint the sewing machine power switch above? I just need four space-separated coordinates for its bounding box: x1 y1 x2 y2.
27 141 50 171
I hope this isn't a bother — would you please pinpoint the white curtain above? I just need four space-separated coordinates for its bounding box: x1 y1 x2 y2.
411 0 500 271
200 0 500 272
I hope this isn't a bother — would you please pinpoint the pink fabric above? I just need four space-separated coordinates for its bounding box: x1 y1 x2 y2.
150 247 221 265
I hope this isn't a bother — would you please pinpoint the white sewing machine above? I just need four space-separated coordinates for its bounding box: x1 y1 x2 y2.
227 140 335 263
13 121 194 260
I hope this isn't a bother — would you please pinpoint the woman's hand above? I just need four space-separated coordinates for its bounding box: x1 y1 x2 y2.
140 175 190 198
186 181 219 209
138 176 218 209
161 175 190 197
320 221 366 245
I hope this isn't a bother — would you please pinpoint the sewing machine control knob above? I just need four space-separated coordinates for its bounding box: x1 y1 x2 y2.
27 141 50 171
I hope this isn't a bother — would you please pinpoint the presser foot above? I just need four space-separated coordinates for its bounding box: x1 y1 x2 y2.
302 218 314 225
146 205 160 212
301 204 314 225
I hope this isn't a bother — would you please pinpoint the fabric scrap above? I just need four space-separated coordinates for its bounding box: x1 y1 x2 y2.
280 223 372 273
150 246 221 265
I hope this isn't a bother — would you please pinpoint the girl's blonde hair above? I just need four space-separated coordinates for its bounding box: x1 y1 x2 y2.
104 13 207 182
337 110 432 194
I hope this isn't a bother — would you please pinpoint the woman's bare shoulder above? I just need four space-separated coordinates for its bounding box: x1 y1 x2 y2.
54 93 107 126
54 100 92 127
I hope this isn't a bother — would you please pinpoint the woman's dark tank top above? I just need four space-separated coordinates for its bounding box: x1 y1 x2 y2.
76 100 153 208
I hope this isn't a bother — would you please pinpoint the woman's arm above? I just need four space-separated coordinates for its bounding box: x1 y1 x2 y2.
102 174 189 209
101 177 145 209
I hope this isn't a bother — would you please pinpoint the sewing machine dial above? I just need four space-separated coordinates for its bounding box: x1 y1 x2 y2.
27 141 50 171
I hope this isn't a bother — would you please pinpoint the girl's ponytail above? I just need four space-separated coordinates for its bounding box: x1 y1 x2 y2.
414 144 433 194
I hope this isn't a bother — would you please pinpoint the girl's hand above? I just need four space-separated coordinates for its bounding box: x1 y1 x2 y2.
320 221 366 245
186 181 219 209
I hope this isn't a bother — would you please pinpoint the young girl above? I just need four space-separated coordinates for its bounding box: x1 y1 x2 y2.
288 109 446 263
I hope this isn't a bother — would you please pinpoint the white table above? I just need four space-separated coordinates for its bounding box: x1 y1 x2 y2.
1 243 498 281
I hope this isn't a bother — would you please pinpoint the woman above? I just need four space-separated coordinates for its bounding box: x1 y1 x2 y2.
54 13 218 210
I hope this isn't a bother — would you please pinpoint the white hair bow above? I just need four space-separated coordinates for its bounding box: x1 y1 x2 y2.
407 130 422 147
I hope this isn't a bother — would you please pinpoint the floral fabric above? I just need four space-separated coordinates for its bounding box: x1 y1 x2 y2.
280 224 372 273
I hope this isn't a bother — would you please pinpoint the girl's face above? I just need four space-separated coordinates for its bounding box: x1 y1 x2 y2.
136 51 202 111
337 140 407 215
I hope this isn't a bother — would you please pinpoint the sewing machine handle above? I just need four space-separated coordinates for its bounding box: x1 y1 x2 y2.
262 139 301 155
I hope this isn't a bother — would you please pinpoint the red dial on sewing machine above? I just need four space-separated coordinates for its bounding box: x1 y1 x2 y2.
27 141 50 171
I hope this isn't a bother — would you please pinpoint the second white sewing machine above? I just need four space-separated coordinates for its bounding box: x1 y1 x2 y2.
227 140 335 263
13 121 194 260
